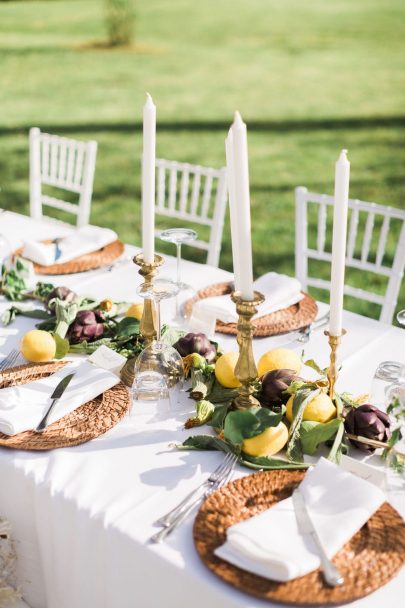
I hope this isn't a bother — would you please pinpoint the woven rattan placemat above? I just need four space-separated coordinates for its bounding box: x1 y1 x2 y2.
15 239 125 275
184 282 318 337
193 470 405 605
0 361 130 450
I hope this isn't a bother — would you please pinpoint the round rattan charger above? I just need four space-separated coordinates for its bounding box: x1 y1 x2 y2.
14 239 125 275
194 469 405 606
0 361 131 450
184 282 318 337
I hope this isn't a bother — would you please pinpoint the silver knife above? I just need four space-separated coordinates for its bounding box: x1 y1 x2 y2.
292 489 344 587
35 372 75 433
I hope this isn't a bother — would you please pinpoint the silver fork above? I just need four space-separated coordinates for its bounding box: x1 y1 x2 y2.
0 349 20 372
295 312 330 344
155 451 237 528
151 453 238 543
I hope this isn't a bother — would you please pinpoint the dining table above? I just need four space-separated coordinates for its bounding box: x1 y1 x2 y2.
0 210 404 608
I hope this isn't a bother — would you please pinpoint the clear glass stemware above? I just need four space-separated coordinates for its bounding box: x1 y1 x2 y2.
160 228 198 322
133 278 184 403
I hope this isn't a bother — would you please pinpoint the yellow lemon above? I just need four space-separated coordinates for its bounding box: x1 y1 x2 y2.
242 422 289 457
214 352 241 388
257 348 301 377
286 392 336 423
125 302 144 320
20 330 56 363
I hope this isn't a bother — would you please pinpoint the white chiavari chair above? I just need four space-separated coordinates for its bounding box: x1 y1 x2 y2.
295 186 405 324
154 158 228 267
29 127 97 227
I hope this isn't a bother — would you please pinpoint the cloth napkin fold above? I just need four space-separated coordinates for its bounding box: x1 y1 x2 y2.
192 272 303 323
0 360 119 436
215 457 385 582
22 225 118 266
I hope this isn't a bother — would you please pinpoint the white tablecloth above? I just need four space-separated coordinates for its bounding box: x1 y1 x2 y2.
0 211 404 608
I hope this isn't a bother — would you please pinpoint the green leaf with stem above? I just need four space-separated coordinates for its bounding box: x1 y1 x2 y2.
178 435 235 454
287 387 320 462
300 419 342 455
207 403 230 431
328 420 345 464
224 407 284 446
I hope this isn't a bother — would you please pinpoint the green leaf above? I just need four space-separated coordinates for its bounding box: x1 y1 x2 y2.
206 379 238 405
178 435 233 453
113 316 140 337
327 421 345 464
242 454 310 470
304 358 328 376
207 403 230 430
2 306 51 326
224 407 283 446
300 418 341 455
287 387 320 462
52 333 70 359
33 282 55 300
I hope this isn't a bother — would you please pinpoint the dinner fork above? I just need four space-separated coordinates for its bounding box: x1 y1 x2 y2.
295 312 330 344
155 452 237 528
151 453 238 543
0 349 20 372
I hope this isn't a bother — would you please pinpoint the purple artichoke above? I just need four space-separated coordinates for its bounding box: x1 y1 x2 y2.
68 310 105 344
260 369 297 406
344 404 391 453
173 332 216 363
45 286 77 312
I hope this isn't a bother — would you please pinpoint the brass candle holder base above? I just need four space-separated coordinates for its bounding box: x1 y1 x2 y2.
120 253 164 388
231 290 265 410
324 328 346 400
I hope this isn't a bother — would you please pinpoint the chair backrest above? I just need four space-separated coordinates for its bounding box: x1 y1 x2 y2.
295 186 405 324
29 127 97 227
154 158 228 267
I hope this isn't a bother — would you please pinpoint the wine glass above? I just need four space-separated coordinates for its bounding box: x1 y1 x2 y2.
132 278 184 404
371 361 405 407
159 228 198 323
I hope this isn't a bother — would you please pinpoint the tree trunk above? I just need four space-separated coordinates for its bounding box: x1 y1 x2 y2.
105 0 135 47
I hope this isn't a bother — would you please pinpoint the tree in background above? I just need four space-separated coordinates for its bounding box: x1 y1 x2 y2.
105 0 135 47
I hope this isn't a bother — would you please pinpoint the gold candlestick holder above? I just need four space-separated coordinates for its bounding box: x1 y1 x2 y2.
231 290 265 409
324 329 346 400
120 253 164 387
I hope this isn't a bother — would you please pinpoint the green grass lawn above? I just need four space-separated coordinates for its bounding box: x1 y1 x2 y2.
1 0 404 322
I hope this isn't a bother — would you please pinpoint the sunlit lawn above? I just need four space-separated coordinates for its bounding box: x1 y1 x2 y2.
1 0 404 321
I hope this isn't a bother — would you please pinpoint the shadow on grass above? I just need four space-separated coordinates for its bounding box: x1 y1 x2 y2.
1 116 405 137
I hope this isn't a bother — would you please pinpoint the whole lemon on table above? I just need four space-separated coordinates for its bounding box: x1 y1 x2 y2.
286 392 336 423
20 330 56 363
258 348 301 377
242 422 289 457
125 302 144 320
214 352 241 388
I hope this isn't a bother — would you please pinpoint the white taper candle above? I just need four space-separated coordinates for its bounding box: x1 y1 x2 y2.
225 129 241 292
329 149 350 336
230 112 254 300
142 93 156 264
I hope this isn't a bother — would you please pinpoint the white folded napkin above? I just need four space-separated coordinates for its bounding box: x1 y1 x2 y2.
215 457 385 582
0 360 119 435
22 225 117 266
192 272 303 323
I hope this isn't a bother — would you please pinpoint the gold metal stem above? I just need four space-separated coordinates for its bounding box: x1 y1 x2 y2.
120 253 164 387
324 329 346 400
231 291 265 409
